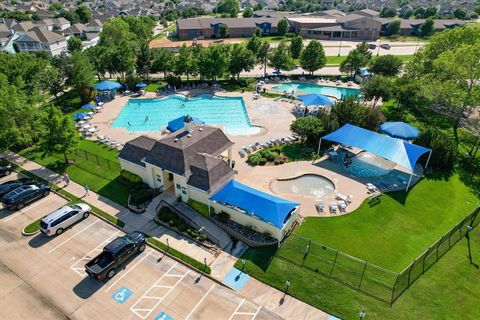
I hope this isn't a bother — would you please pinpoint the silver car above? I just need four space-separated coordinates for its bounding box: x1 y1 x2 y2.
40 203 91 236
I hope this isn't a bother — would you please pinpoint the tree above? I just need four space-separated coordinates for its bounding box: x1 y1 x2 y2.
175 44 197 80
289 35 303 59
67 37 82 54
400 6 414 19
84 46 107 82
361 76 394 107
228 44 255 79
277 19 289 36
369 55 403 77
243 7 253 18
419 17 434 36
66 52 95 103
246 34 261 55
454 8 467 20
290 117 324 145
425 6 437 18
331 97 385 131
299 40 326 75
340 42 372 77
257 42 270 78
39 105 79 163
387 19 401 35
136 42 152 80
75 5 92 24
219 23 229 38
414 7 426 18
253 3 263 11
49 2 63 11
215 0 239 17
414 128 456 170
58 9 79 23
268 41 293 72
380 7 396 17
151 48 174 79
198 45 230 81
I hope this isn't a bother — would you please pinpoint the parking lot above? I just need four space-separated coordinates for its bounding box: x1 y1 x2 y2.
0 173 280 320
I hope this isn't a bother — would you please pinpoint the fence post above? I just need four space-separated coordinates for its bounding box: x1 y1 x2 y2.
422 249 429 274
95 155 100 166
328 250 339 279
84 150 88 161
391 273 400 305
407 261 414 288
358 261 368 292
108 159 111 170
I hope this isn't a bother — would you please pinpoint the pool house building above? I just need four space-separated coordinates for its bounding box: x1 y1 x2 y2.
119 116 300 241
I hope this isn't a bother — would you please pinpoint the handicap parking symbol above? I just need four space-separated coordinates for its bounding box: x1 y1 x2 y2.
154 311 174 320
112 286 133 304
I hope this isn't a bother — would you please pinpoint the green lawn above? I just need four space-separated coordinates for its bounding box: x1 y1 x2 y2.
325 55 413 66
19 139 130 207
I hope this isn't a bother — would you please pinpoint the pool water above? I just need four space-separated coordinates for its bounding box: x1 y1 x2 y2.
112 95 261 135
271 174 335 198
348 152 395 177
272 82 361 99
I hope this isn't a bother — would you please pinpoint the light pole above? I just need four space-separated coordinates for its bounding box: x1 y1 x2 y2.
241 258 246 272
466 225 473 264
376 39 381 56
284 280 290 296
338 39 342 57
166 238 169 251
414 37 420 53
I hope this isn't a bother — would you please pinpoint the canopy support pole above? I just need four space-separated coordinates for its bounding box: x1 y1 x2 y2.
425 150 432 168
406 173 413 192
317 138 322 157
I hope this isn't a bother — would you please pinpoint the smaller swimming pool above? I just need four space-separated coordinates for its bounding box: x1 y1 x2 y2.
272 82 361 100
348 152 395 177
271 174 335 198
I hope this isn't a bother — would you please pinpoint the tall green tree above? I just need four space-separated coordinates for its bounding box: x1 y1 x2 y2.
219 23 229 38
257 42 270 78
175 44 197 80
66 52 95 103
419 17 434 36
299 40 326 75
246 34 261 55
75 5 92 23
243 7 253 17
215 0 239 17
136 42 152 80
387 19 401 35
277 19 289 36
289 35 303 59
369 55 403 77
269 41 293 72
67 37 82 54
228 44 255 79
39 105 79 163
380 7 396 17
340 42 372 77
361 76 394 107
151 48 174 79
198 45 230 81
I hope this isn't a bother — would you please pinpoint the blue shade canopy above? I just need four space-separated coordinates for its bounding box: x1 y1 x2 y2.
272 70 282 75
299 93 334 107
136 83 147 88
210 180 299 228
167 115 204 132
72 113 88 120
380 122 420 140
94 81 121 91
322 124 431 172
81 103 95 109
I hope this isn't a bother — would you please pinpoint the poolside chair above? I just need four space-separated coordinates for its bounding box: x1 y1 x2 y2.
330 202 337 214
336 193 348 202
338 200 347 212
238 150 246 158
241 146 251 154
315 201 324 213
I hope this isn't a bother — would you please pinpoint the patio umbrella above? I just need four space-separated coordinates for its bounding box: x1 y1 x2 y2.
380 122 420 140
72 113 88 120
136 83 147 88
81 103 95 110
94 80 121 91
298 93 334 107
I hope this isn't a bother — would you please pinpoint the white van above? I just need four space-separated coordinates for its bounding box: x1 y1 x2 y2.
40 203 91 236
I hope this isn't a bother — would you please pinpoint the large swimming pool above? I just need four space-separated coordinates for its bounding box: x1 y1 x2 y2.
271 174 335 198
348 152 395 177
112 95 261 135
272 82 361 100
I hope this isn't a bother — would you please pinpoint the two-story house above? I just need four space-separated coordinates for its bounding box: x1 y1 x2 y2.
14 27 67 56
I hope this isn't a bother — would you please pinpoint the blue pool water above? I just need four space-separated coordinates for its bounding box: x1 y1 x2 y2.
348 152 394 177
112 95 261 135
272 82 361 99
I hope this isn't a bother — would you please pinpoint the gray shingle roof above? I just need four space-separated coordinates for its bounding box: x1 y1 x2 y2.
16 27 65 43
118 135 157 167
177 17 280 30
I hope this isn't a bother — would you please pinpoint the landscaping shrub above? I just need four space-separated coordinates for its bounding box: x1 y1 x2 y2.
260 149 276 161
187 199 211 217
259 158 267 166
120 170 143 185
247 153 262 165
274 154 287 165
217 211 230 223
130 188 153 205
177 221 188 232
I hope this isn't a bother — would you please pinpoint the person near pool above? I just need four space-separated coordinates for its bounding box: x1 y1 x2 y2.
145 115 149 121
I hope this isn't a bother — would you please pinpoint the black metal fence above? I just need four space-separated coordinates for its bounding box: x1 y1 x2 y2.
277 206 480 304
69 148 121 172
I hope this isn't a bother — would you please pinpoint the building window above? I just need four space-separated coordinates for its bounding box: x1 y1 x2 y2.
181 186 187 195
176 183 181 189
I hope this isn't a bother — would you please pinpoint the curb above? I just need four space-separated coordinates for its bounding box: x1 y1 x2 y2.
21 227 40 236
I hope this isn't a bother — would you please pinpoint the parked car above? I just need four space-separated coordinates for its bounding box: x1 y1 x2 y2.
1 184 51 210
368 43 376 49
0 163 12 177
381 43 391 50
40 203 91 236
85 231 147 280
0 178 34 198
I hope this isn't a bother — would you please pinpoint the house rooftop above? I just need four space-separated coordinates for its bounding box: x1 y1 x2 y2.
16 27 65 43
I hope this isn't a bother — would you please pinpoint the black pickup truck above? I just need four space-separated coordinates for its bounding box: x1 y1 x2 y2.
85 231 147 280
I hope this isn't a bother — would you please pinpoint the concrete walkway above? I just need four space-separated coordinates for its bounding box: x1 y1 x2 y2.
2 151 331 320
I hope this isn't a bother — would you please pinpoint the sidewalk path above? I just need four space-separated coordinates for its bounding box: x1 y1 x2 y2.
2 151 332 320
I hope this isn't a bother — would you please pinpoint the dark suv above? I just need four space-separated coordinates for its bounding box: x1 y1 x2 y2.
2 184 51 210
0 163 12 177
0 178 34 198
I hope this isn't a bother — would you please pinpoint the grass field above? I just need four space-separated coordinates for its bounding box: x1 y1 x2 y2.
19 139 129 206
326 55 413 66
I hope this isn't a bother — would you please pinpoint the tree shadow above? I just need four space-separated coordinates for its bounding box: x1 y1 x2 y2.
457 161 480 199
241 245 278 272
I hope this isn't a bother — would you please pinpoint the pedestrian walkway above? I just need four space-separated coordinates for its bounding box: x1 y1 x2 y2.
1 151 332 320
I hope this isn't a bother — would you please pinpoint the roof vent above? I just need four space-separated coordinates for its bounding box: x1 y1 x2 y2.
187 134 192 138
174 138 179 142
199 128 203 131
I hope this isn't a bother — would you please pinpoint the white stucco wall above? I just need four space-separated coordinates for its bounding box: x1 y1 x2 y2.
119 158 149 184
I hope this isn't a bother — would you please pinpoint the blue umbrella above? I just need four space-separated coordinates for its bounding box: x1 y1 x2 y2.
298 93 334 107
380 122 420 140
167 115 204 132
136 83 147 88
94 80 121 91
72 113 88 120
272 70 282 75
81 103 95 109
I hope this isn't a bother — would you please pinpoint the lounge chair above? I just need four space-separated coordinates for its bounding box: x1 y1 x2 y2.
330 202 337 214
336 193 348 202
338 200 347 212
238 150 246 158
315 201 324 213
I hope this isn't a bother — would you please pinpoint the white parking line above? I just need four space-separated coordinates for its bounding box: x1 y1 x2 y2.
2 197 52 223
48 219 99 254
185 284 215 320
70 231 120 277
104 249 153 293
229 299 262 320
130 262 190 320
228 299 245 320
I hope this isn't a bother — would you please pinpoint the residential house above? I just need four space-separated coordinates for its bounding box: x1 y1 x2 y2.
85 19 103 40
0 18 18 29
355 8 381 18
63 23 86 38
118 117 300 241
380 18 468 36
14 26 67 56
42 17 71 31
